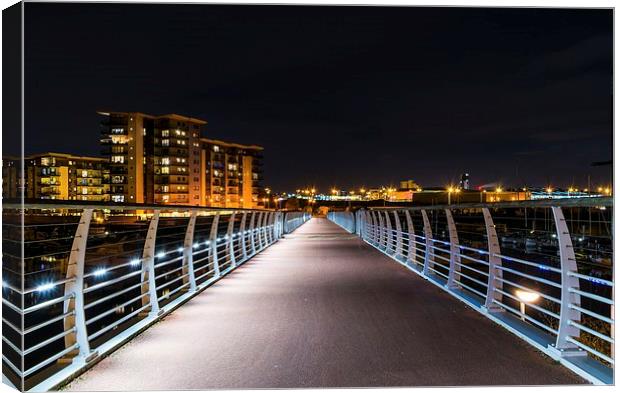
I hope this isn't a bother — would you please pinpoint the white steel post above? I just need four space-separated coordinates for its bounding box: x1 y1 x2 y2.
404 210 416 266
384 211 393 253
182 211 197 292
377 211 385 249
63 209 94 361
141 210 161 316
371 211 379 244
421 210 433 276
210 212 221 278
239 212 248 262
482 208 503 312
393 211 403 259
249 212 257 255
551 206 583 354
226 212 236 268
445 209 461 289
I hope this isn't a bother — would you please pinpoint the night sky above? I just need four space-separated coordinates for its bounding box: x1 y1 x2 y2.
23 4 612 191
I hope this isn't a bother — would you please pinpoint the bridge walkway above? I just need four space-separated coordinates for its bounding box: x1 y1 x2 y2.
65 218 583 390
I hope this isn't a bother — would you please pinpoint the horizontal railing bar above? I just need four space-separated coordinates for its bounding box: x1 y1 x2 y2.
495 266 562 289
24 328 75 356
24 293 75 315
566 337 614 364
85 282 143 310
24 344 79 378
568 288 613 305
86 293 149 325
568 320 614 344
2 336 22 356
83 270 142 294
24 311 75 335
491 300 559 334
495 288 560 319
88 304 150 341
568 304 613 324
3 354 23 377
495 254 562 273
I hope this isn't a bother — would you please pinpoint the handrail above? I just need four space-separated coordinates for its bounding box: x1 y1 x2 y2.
329 202 613 385
2 205 310 391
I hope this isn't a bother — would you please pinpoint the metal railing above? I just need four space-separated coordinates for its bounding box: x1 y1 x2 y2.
328 197 613 385
2 203 310 391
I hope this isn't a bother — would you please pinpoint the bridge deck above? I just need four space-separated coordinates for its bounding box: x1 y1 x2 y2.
65 218 583 390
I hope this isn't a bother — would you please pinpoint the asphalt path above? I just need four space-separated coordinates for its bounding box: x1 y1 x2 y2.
65 218 584 390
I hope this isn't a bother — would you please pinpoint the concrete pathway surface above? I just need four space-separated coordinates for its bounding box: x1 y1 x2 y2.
65 218 584 390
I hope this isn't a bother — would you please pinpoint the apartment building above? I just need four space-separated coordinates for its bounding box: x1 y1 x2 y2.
99 111 264 208
202 138 263 208
23 152 109 201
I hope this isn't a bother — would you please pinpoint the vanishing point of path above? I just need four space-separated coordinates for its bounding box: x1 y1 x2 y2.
65 218 584 390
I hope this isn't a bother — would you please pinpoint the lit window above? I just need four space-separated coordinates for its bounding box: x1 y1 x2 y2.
111 128 124 134
162 139 169 146
81 170 88 177
161 157 170 165
162 130 169 137
213 146 219 152
111 156 124 163
161 167 169 174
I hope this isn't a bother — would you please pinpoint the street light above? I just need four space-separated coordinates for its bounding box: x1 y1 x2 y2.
515 289 540 321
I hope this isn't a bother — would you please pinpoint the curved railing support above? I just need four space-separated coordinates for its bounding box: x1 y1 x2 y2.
551 206 583 356
482 208 503 312
445 209 461 289
226 212 237 268
141 210 161 316
182 211 198 292
62 209 94 361
421 210 433 276
393 211 403 259
210 212 221 277
404 210 416 266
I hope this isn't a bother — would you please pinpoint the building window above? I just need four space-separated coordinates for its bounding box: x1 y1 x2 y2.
81 170 88 177
111 128 124 134
112 195 124 202
161 157 170 165
111 156 124 163
162 139 169 146
161 167 169 174
213 145 220 152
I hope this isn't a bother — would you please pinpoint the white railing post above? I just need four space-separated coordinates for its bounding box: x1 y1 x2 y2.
377 211 385 249
445 209 461 289
421 210 433 276
141 210 161 316
249 212 257 255
210 212 221 278
257 212 265 250
226 212 237 268
404 210 416 266
482 208 503 312
371 211 379 244
239 212 248 262
182 211 197 292
62 208 94 362
393 211 403 259
551 206 584 355
384 211 393 253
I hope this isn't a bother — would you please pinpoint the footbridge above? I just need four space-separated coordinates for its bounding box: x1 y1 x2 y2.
1 198 613 390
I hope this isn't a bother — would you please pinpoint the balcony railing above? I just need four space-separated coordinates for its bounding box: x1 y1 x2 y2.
1 202 310 391
328 197 613 384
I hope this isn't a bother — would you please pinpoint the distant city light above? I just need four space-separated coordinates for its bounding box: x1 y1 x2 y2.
130 259 141 266
157 252 165 258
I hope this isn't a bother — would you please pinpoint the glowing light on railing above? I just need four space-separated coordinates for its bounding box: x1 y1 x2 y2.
130 259 141 266
93 268 107 277
515 290 540 303
193 243 200 248
205 241 210 245
224 235 229 240
36 283 55 292
177 247 184 253
157 252 165 258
